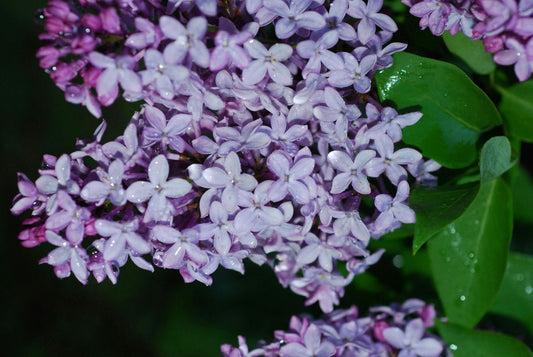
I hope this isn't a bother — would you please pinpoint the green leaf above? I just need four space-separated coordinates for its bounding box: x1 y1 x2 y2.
435 320 533 357
410 182 479 254
442 31 496 75
491 252 533 333
513 166 533 223
499 81 533 142
480 136 516 181
427 178 513 327
375 52 501 168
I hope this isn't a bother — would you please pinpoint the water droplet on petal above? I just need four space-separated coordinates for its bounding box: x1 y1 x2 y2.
32 200 43 210
87 244 100 258
110 260 120 275
153 251 164 267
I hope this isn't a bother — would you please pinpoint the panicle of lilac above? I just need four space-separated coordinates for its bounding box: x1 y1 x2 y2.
18 0 439 311
221 299 446 357
404 0 533 81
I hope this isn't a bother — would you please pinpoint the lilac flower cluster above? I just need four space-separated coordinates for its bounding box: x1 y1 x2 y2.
14 0 440 312
221 299 445 357
403 0 533 81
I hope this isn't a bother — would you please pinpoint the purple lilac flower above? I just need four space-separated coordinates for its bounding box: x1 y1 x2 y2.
142 106 191 153
222 300 446 356
242 40 294 86
328 53 377 93
159 16 210 67
94 219 150 261
88 52 142 101
81 159 126 206
327 149 375 194
40 230 89 284
404 0 533 81
348 0 399 43
374 180 416 234
264 0 326 39
126 154 192 221
17 0 433 310
383 318 443 357
267 148 315 204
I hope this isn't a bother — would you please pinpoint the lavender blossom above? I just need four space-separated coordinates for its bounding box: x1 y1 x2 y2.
222 300 446 357
17 0 432 311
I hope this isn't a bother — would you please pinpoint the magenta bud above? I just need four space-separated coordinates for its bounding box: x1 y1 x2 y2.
45 17 65 34
81 14 102 32
100 7 121 34
373 320 389 342
36 46 60 68
483 36 504 53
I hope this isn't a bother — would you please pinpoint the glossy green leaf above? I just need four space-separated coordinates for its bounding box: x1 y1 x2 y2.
375 52 501 168
410 182 479 254
427 178 513 328
513 166 533 223
499 81 533 142
435 321 533 357
480 136 516 181
491 252 533 333
442 31 496 75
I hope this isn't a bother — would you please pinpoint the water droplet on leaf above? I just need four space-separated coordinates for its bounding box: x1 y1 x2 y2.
392 255 404 268
450 344 458 351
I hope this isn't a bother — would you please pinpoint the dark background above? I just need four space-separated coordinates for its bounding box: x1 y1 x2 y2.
2 1 531 356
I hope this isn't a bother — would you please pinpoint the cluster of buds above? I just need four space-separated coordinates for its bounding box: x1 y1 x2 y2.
221 299 445 357
13 0 440 313
403 0 533 81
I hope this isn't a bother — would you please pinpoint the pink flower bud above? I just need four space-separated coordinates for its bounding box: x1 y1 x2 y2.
45 17 65 34
71 35 98 54
81 14 101 32
100 7 121 34
36 46 60 69
421 304 437 327
373 320 389 342
84 218 98 236
82 66 101 87
45 1 71 20
50 63 77 84
483 36 504 53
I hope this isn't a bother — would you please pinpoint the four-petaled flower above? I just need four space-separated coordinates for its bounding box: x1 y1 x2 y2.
126 154 192 221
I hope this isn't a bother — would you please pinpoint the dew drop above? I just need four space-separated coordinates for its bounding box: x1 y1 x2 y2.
279 339 285 346
392 255 404 268
449 226 456 234
525 285 533 295
87 244 100 258
110 260 120 275
450 344 458 351
515 273 525 281
468 252 475 259
33 9 45 25
31 200 42 210
459 295 466 302
445 257 451 263
153 251 164 267
474 220 480 225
